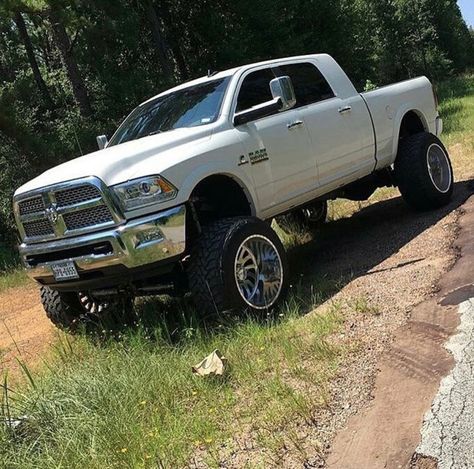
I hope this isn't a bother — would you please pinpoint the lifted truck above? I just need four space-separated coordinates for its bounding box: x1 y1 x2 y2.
13 54 453 329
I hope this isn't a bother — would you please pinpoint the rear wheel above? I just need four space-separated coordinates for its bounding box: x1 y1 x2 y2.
40 287 135 331
276 200 327 235
395 132 453 211
187 217 288 313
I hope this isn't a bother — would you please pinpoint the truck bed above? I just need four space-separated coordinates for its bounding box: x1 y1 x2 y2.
361 76 439 169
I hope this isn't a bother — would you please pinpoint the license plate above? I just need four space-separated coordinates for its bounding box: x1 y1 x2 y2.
51 261 79 281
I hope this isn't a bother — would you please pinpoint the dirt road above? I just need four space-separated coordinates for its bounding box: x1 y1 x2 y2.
0 283 55 377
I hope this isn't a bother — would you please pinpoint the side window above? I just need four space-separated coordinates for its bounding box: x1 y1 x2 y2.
236 68 275 112
276 63 335 108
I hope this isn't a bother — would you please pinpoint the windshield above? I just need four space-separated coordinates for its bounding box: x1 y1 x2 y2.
108 77 230 146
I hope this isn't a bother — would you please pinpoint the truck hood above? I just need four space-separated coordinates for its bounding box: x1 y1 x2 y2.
15 126 212 196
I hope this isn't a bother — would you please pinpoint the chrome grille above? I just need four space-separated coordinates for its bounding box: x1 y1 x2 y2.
63 205 113 230
19 196 44 215
23 219 54 238
55 185 101 207
14 178 121 242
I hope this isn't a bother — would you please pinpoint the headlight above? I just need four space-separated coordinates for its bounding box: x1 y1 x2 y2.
112 176 177 211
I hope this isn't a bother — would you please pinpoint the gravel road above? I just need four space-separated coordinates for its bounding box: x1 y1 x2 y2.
327 192 474 469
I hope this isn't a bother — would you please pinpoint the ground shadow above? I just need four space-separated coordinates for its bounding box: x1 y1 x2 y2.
291 179 473 302
94 179 473 344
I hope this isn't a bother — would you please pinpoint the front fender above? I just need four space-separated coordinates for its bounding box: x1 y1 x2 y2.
178 163 259 217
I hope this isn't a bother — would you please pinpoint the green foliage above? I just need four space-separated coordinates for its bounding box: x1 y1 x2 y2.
364 79 378 92
0 0 473 240
0 297 343 467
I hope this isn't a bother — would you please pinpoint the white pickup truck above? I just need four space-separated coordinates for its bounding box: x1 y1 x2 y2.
13 54 453 329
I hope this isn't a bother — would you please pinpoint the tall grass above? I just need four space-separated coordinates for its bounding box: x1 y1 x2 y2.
437 74 474 181
0 242 27 292
0 297 343 468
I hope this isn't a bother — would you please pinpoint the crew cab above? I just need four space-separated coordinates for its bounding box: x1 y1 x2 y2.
13 54 453 328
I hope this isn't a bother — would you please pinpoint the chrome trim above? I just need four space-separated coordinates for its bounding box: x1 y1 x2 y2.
436 116 443 136
287 120 304 130
13 177 124 243
19 205 186 281
427 143 452 194
338 105 352 114
60 197 102 213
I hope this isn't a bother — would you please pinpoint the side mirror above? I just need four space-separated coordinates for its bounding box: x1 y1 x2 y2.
270 76 296 111
96 135 109 150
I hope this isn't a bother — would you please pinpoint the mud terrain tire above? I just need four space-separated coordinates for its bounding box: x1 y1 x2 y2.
188 217 288 314
40 287 134 331
395 132 453 211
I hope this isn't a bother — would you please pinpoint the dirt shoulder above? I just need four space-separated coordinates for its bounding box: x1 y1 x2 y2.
0 282 55 378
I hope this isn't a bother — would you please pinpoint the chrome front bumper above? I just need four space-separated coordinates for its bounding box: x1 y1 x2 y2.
19 205 186 281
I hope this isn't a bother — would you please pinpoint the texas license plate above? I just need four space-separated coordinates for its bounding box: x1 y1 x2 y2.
51 261 79 281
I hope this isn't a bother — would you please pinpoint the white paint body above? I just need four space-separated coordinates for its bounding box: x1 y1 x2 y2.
15 54 440 221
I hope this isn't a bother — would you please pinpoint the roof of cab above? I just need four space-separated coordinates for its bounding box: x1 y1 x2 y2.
142 53 328 105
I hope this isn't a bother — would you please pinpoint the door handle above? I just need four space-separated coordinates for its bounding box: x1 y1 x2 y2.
287 120 304 130
338 105 352 114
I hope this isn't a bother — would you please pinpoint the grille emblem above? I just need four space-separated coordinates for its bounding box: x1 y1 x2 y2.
45 203 59 223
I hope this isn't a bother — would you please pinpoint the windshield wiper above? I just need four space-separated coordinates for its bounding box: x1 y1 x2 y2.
147 129 163 136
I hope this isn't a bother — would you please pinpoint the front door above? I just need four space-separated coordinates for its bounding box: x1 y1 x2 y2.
233 67 315 217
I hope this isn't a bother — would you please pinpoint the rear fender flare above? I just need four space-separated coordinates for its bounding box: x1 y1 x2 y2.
391 106 429 163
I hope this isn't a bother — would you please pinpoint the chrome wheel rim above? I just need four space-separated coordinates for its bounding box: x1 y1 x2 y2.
427 144 451 193
78 292 110 315
234 235 283 309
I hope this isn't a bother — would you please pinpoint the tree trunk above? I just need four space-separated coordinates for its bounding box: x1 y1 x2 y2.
13 11 55 108
48 8 92 117
144 0 174 83
156 1 189 80
169 37 188 80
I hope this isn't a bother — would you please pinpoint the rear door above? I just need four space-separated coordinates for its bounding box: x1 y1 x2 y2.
275 62 375 191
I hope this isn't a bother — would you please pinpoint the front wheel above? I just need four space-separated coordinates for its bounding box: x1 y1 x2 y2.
40 287 135 331
394 132 454 211
187 217 289 313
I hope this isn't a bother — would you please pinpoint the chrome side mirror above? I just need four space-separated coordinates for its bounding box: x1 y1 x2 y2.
96 135 109 150
270 76 296 111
